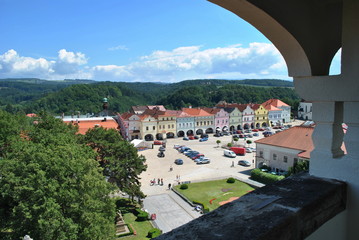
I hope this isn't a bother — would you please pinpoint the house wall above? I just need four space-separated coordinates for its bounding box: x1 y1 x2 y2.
256 143 302 172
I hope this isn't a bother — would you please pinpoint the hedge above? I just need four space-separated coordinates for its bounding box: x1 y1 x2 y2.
135 209 149 221
180 183 189 190
116 223 134 237
147 228 162 238
250 168 285 184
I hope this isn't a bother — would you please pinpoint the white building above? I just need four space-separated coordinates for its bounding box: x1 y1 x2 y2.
298 101 313 120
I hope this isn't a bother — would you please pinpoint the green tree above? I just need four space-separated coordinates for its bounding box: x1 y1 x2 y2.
216 140 221 147
286 160 309 177
246 140 252 147
81 127 147 202
0 113 116 240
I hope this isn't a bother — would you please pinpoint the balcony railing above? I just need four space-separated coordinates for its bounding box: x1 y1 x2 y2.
155 173 346 240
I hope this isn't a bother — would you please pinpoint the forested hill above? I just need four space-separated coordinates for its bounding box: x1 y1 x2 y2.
0 78 299 115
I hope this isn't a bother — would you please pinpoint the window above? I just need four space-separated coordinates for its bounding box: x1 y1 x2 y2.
168 125 170 129
153 126 155 130
159 125 161 129
259 151 263 158
284 156 288 163
273 154 277 160
172 124 174 128
146 126 149 131
294 158 298 164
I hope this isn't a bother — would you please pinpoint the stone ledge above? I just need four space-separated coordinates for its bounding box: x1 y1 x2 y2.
155 173 346 240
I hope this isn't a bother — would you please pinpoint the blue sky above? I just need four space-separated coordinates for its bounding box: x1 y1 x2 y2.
0 0 340 82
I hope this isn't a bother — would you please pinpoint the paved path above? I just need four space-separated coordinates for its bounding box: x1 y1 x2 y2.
143 192 202 233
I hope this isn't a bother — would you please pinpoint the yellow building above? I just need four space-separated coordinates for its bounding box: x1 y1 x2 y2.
251 104 269 128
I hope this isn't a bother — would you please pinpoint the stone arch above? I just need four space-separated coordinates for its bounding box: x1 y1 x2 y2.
243 123 250 129
186 130 194 136
206 128 214 134
230 125 235 132
209 0 342 77
177 131 185 137
144 134 154 141
262 122 267 127
166 132 175 138
155 133 163 140
196 129 204 135
237 125 242 130
256 123 260 128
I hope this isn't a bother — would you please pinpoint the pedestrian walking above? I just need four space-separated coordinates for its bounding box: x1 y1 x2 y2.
231 161 234 167
157 178 160 185
160 178 163 185
168 183 172 190
170 165 173 171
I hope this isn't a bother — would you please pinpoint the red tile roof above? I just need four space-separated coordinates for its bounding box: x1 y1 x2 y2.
64 119 119 135
255 126 314 159
182 108 214 117
264 104 282 111
262 99 290 107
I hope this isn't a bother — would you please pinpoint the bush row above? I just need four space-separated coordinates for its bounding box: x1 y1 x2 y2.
116 223 135 238
250 168 285 184
147 228 162 238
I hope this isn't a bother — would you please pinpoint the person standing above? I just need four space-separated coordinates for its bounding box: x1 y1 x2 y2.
168 183 172 190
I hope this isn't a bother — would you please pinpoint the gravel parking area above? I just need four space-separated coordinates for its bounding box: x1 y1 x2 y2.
139 120 304 196
139 133 259 196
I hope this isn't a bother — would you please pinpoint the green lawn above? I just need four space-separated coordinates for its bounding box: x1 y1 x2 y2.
115 198 156 240
174 179 255 211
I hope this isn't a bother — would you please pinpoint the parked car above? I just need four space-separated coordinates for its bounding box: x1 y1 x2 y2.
187 152 200 158
183 137 189 141
201 134 209 138
173 144 181 149
194 135 199 139
194 156 209 163
252 129 259 132
253 133 259 137
159 146 166 152
189 136 195 140
222 131 230 136
196 158 211 164
236 130 243 134
258 128 265 131
239 134 245 138
238 160 251 166
199 137 208 142
247 134 253 138
174 159 184 165
214 133 221 137
192 154 205 160
224 150 236 158
157 152 165 158
246 147 252 153
154 140 162 145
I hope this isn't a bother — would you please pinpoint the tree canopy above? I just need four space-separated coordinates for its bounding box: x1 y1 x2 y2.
80 127 147 202
0 112 116 240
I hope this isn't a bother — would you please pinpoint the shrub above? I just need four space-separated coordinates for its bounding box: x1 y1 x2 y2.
250 168 285 184
135 209 149 221
226 177 235 183
180 184 189 190
147 228 162 238
227 143 233 147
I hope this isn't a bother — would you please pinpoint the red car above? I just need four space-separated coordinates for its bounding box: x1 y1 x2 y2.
154 140 162 145
252 129 259 132
258 128 265 131
189 136 195 140
236 130 243 134
192 154 204 160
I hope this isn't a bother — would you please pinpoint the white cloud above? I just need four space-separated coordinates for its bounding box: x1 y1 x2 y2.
0 43 290 81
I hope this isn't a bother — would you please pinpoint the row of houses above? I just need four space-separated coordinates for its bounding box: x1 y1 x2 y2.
118 99 292 141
